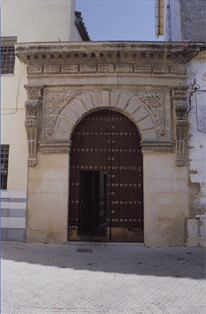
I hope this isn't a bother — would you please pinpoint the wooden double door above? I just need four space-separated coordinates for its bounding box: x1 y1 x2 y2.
68 110 143 242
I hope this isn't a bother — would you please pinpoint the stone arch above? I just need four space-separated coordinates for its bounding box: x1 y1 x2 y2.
54 91 159 142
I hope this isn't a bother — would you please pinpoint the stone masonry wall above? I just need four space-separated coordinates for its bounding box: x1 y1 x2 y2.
144 153 189 247
179 0 206 43
26 154 69 244
164 0 206 43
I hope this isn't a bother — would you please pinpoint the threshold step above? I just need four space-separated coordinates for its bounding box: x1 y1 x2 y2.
67 241 145 247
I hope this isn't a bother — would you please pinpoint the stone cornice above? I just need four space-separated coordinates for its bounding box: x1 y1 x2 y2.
39 141 72 154
141 140 174 153
15 41 203 65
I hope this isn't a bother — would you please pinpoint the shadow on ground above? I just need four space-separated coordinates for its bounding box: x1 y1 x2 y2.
1 241 205 280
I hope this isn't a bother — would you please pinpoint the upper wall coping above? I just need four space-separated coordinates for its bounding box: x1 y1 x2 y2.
15 41 204 65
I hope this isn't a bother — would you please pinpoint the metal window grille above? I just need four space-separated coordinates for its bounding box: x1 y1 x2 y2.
1 37 17 74
1 145 9 190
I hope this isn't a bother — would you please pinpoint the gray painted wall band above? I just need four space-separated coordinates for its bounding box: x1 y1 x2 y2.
1 208 26 218
1 228 26 242
1 198 27 203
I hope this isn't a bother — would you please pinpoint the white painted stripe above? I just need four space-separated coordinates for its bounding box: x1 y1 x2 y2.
1 202 27 210
1 202 9 209
1 217 26 229
1 190 27 199
1 190 10 198
9 190 27 198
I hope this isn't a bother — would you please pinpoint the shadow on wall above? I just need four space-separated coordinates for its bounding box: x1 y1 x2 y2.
1 241 205 280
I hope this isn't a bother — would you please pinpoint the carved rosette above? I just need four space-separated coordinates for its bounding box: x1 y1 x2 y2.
171 86 188 167
46 91 81 136
133 91 166 136
24 85 44 166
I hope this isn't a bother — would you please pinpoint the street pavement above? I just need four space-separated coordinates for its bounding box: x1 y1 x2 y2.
1 241 206 314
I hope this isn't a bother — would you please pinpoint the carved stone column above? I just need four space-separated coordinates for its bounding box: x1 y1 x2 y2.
24 85 44 166
171 86 188 167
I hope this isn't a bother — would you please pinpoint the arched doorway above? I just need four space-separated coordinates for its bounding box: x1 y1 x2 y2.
68 110 143 242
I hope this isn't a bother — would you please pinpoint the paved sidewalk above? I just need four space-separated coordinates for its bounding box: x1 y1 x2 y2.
1 241 206 314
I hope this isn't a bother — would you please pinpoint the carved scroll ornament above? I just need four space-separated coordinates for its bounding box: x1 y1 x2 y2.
133 92 165 136
24 85 43 166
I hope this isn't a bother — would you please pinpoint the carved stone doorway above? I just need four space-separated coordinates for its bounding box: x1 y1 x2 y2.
68 110 143 242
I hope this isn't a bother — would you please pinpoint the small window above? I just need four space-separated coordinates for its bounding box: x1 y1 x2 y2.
1 37 17 74
1 145 9 190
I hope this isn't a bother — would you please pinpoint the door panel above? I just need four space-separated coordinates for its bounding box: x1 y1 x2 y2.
79 171 100 235
68 110 143 242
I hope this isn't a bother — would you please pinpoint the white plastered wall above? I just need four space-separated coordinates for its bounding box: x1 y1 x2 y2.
1 0 82 241
1 58 28 241
1 58 28 190
73 27 83 41
1 0 80 43
186 51 206 247
27 154 69 244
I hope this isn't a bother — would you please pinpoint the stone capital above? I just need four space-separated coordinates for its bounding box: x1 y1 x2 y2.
171 86 188 101
24 84 44 100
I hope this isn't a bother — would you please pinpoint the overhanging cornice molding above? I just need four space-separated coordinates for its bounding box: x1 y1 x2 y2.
15 41 204 65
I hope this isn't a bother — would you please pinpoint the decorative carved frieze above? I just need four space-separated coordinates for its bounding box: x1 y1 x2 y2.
133 92 166 136
24 85 44 166
116 64 133 73
62 64 79 73
153 64 169 74
27 66 43 75
98 64 115 73
25 62 188 77
171 86 188 167
44 65 60 74
46 91 81 136
80 64 97 73
170 64 186 75
134 64 151 73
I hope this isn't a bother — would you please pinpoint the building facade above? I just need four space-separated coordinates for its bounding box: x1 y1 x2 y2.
156 0 206 246
1 0 89 242
1 0 205 247
13 41 202 247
